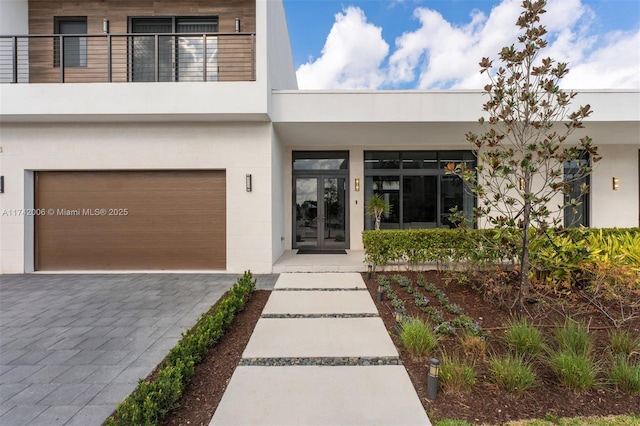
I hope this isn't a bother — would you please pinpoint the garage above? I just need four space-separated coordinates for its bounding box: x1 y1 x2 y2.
34 170 226 270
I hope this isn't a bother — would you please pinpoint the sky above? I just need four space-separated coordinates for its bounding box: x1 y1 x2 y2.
282 0 640 90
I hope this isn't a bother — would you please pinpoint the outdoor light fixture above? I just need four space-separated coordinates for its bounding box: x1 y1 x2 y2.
427 358 440 401
519 177 525 191
235 18 241 32
367 264 372 280
102 18 109 34
377 283 383 303
355 178 360 192
246 174 252 192
395 312 404 334
612 177 619 190
0 176 4 193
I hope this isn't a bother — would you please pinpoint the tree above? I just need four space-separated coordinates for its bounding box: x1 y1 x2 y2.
366 194 392 231
445 0 600 313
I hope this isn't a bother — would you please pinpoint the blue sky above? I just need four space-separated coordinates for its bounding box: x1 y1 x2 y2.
282 0 640 89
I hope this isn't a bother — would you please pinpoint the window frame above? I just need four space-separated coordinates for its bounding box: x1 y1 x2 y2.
364 151 476 230
53 16 88 68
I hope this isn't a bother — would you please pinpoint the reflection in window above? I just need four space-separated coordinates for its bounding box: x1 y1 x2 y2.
54 18 87 68
364 151 475 230
564 152 589 227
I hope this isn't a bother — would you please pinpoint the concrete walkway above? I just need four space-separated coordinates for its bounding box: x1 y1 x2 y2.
210 273 431 426
0 273 278 426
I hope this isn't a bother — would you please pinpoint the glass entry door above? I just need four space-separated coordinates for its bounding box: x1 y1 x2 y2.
295 176 347 249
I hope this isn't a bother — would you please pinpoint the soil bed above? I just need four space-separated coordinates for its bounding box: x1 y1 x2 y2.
159 273 639 425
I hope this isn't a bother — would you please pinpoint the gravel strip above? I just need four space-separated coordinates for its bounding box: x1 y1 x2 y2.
239 357 402 366
261 313 379 319
274 288 367 291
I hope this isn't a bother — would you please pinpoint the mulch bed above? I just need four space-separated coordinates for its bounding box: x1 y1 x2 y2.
159 273 639 425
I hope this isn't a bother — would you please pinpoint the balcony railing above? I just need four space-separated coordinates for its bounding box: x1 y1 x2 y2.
0 32 255 83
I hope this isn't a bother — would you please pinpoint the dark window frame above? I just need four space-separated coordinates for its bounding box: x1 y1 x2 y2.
564 151 590 228
364 151 476 230
54 16 87 68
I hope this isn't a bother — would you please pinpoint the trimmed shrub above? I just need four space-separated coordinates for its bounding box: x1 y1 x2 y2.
105 271 256 426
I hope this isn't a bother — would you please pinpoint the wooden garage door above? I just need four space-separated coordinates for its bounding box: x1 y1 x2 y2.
35 171 226 270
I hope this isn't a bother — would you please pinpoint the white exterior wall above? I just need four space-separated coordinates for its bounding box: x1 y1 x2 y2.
265 0 297 91
0 122 275 274
270 128 286 262
591 145 639 228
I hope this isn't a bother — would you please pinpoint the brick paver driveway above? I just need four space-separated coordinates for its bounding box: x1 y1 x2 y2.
0 273 277 426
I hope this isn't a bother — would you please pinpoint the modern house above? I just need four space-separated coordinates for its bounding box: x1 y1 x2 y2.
1 0 638 275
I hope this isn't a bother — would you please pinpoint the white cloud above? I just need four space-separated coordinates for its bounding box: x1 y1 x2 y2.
296 0 640 90
296 6 389 89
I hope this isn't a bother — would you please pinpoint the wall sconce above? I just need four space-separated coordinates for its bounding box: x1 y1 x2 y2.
102 18 109 34
0 176 4 193
519 177 525 191
355 178 360 192
612 177 619 190
246 174 252 192
427 358 440 400
235 18 241 33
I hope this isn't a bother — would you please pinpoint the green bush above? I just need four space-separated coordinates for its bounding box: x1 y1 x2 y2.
105 271 256 426
489 353 536 393
608 356 640 395
504 317 546 358
399 317 439 356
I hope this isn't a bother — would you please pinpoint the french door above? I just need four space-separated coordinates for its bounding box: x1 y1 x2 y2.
295 176 348 250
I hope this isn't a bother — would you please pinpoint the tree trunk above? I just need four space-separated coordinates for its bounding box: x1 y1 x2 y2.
518 199 532 315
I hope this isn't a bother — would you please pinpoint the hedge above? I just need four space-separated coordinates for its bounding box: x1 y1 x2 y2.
362 228 640 269
104 271 256 426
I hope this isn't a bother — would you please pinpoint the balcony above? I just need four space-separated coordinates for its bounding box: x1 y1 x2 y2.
0 32 256 84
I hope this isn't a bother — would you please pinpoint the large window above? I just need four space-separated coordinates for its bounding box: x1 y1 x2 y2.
364 151 475 229
130 17 219 82
564 151 590 227
54 17 87 67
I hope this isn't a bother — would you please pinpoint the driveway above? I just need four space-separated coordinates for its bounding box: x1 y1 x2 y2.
0 273 277 426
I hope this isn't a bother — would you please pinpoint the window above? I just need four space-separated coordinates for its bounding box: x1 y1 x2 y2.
130 17 219 82
564 151 590 227
364 151 475 229
54 17 87 67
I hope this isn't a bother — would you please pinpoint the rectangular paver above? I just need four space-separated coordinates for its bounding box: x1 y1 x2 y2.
242 318 398 358
262 290 377 315
210 366 430 426
274 273 366 289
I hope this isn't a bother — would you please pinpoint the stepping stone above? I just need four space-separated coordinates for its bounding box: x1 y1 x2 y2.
262 291 377 315
274 272 366 290
242 318 398 358
210 365 431 426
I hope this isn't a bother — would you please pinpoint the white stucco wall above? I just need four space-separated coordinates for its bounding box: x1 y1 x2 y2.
270 128 286 262
0 122 275 274
265 0 297 92
591 145 639 228
0 0 27 35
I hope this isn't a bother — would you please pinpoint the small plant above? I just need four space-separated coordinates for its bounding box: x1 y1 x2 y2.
608 356 640 395
439 351 477 393
366 194 392 230
399 317 439 357
504 317 545 358
548 350 598 391
459 332 487 363
554 320 592 356
609 329 640 357
489 353 536 393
